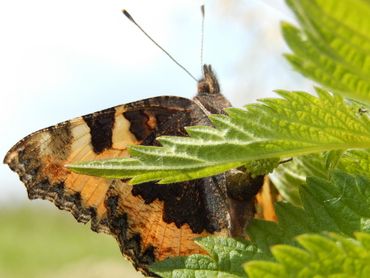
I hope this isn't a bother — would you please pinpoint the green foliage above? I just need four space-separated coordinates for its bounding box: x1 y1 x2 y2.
151 237 267 278
271 149 370 206
244 158 280 177
338 149 370 179
245 233 370 278
284 0 370 105
67 89 370 184
151 171 370 277
270 154 327 206
249 171 370 252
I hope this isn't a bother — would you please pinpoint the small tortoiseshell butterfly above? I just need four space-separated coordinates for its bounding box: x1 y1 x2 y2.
4 9 269 276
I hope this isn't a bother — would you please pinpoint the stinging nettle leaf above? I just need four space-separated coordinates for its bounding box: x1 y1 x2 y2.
245 233 370 277
247 171 370 252
270 153 328 206
68 90 370 184
151 237 266 278
284 0 370 105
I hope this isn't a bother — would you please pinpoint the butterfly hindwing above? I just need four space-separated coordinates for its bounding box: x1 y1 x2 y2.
105 177 230 274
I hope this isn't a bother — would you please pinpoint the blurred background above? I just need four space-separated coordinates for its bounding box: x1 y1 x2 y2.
0 0 311 277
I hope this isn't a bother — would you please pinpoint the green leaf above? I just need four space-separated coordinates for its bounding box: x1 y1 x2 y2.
271 149 370 206
284 0 370 105
150 237 265 278
248 171 370 250
149 255 222 278
270 154 328 206
244 261 286 278
67 90 370 184
245 233 370 277
337 149 370 180
324 149 344 171
244 158 280 177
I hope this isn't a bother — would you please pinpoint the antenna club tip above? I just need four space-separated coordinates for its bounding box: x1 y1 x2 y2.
122 9 133 20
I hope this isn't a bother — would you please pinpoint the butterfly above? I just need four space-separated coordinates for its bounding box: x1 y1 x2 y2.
4 62 267 275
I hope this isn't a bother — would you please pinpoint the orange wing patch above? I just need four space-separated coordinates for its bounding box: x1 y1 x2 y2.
4 105 134 232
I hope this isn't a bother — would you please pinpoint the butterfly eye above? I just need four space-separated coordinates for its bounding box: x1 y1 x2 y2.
198 80 210 94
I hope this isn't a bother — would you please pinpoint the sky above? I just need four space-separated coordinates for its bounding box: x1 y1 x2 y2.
0 0 312 203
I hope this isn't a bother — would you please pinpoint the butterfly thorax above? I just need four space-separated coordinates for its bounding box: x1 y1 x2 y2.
194 65 264 237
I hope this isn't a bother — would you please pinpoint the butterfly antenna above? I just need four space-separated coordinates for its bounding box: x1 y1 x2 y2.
200 4 205 69
122 10 197 82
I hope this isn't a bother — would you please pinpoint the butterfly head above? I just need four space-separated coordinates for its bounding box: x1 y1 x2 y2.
195 64 231 114
197 64 220 95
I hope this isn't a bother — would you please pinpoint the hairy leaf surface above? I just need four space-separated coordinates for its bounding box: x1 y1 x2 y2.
284 0 370 105
245 233 370 278
68 90 370 184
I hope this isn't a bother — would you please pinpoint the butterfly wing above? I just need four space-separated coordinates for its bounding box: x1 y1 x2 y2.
4 96 230 275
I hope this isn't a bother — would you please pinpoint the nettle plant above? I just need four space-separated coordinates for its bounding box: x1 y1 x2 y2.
70 1 370 277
